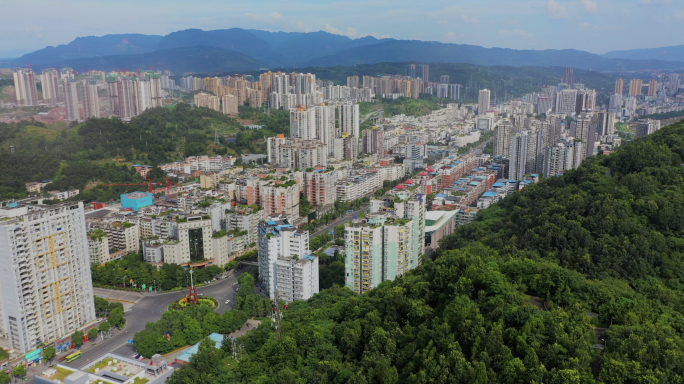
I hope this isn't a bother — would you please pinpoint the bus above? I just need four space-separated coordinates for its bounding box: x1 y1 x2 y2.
65 351 82 362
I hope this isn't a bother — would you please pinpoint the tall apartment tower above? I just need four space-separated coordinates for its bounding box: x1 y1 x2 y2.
290 107 317 140
147 73 163 108
12 67 39 106
347 76 360 89
544 143 567 177
338 104 360 138
63 78 80 122
79 80 100 119
562 68 574 88
629 79 643 96
419 64 429 84
495 122 513 158
407 64 416 78
41 68 61 104
615 78 624 96
440 75 450 84
257 221 311 300
106 74 120 116
648 80 658 97
478 89 491 116
509 132 528 181
0 200 96 354
315 105 335 153
274 256 319 303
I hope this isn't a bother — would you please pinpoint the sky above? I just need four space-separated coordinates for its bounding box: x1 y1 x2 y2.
0 0 683 56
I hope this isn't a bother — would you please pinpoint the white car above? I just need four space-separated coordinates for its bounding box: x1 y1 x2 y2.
225 300 231 305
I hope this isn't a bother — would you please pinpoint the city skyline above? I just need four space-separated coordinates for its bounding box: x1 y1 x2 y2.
1 0 684 56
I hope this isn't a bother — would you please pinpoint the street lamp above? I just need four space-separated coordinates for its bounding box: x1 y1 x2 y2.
154 280 156 293
123 276 127 288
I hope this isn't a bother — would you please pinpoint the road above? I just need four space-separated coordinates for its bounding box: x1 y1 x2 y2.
66 269 251 369
312 207 369 238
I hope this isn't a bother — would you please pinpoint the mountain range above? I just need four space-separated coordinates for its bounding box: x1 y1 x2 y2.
3 28 684 75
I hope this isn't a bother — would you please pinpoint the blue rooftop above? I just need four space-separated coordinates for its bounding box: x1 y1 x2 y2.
483 192 498 197
266 221 277 225
436 194 447 198
177 333 225 363
492 182 505 187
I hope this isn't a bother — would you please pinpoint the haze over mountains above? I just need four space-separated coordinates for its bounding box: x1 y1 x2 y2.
3 28 684 74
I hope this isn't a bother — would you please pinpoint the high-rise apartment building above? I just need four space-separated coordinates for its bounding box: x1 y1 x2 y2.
648 80 658 97
258 221 310 300
635 119 661 138
495 122 513 157
13 67 39 106
615 78 624 96
419 64 429 85
194 92 220 111
440 75 450 84
563 68 574 87
63 78 80 122
315 105 335 153
338 104 360 138
260 180 300 220
290 107 317 140
347 76 360 89
346 194 425 294
78 80 100 119
509 132 528 180
555 89 578 114
478 89 491 116
595 111 616 136
274 255 319 303
0 200 96 354
544 143 567 177
147 73 163 108
629 79 643 96
407 64 416 78
304 169 337 206
41 69 61 104
221 94 238 115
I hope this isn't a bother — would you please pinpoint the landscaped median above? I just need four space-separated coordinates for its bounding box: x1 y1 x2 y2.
168 295 218 311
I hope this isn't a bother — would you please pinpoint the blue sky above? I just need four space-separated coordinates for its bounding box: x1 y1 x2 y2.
0 0 683 55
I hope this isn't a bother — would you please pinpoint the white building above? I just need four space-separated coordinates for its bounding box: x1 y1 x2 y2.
0 200 96 353
257 221 310 300
87 230 110 265
274 255 319 303
478 89 491 116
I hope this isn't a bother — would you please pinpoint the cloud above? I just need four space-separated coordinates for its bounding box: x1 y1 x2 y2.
673 11 684 20
437 20 449 25
622 9 630 17
369 32 391 39
638 0 672 4
461 15 480 24
547 0 570 19
325 23 383 39
498 29 533 37
578 22 592 30
580 0 598 13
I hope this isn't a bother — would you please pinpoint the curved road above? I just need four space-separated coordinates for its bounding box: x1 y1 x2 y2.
67 269 251 369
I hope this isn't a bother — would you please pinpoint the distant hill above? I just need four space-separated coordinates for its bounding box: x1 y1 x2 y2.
39 46 263 75
8 34 163 67
246 30 386 63
6 29 684 74
603 45 684 62
302 40 684 71
156 28 282 67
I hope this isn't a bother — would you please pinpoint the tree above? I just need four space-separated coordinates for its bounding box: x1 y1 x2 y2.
12 365 25 381
108 307 124 328
43 346 56 364
99 321 111 334
0 372 9 384
88 327 99 342
71 331 84 348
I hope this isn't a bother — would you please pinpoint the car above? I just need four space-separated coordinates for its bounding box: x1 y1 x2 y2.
225 300 231 304
235 287 240 292
132 353 137 358
198 293 205 296
134 354 141 359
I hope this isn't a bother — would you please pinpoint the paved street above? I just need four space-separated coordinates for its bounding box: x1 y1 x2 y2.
66 268 252 369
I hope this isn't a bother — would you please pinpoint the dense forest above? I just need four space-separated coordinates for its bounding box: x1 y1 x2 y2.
163 121 684 383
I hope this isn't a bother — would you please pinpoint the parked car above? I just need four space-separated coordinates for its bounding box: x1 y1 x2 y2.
225 300 231 304
198 293 205 296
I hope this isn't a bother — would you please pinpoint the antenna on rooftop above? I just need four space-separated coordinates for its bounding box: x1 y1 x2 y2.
214 126 220 145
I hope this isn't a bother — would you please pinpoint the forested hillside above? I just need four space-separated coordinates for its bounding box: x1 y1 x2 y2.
0 104 290 201
167 122 684 383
